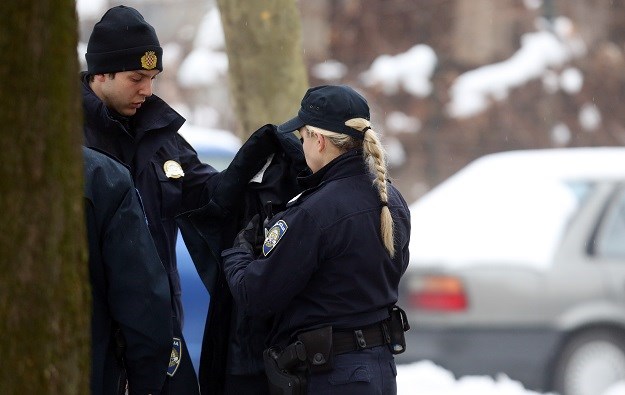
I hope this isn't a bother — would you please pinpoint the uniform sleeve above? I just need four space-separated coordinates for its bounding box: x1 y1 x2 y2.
392 187 412 275
222 207 322 317
175 133 220 211
102 183 173 394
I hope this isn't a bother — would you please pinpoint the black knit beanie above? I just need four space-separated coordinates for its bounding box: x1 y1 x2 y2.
86 5 163 74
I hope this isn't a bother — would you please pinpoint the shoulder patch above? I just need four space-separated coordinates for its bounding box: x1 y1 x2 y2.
263 220 288 256
167 337 182 377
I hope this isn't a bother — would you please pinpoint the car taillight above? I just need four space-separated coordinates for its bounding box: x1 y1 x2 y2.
408 275 468 311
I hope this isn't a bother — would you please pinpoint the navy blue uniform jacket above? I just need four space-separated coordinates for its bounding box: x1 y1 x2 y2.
222 150 411 346
82 73 277 331
84 147 172 395
82 73 214 325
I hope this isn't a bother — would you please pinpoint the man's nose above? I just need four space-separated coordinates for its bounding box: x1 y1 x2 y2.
139 79 153 97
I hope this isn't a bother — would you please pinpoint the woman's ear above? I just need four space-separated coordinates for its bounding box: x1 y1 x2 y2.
316 133 325 153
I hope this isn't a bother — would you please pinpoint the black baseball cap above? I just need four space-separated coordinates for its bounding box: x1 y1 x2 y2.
277 85 370 139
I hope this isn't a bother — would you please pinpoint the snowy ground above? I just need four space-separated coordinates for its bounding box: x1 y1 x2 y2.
397 360 625 395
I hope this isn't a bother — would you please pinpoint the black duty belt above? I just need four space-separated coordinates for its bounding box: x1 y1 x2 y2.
332 323 389 355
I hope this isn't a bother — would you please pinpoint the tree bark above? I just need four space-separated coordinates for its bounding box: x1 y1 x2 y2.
0 1 90 393
216 0 309 138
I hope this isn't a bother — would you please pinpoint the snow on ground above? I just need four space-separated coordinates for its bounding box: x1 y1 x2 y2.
397 361 625 395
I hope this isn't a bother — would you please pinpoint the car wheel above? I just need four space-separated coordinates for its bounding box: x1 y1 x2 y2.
553 329 625 395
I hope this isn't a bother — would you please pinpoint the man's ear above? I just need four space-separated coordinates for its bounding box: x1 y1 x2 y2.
93 73 107 82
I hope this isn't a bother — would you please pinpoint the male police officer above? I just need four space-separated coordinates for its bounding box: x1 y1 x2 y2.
82 5 279 393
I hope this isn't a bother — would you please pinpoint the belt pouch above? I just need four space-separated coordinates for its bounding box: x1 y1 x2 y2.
387 305 410 354
297 326 334 373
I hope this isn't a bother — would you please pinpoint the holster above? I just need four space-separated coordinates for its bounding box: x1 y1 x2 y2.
263 343 307 395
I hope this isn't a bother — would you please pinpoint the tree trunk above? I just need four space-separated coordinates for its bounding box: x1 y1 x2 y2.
452 0 518 66
216 0 309 138
0 1 90 393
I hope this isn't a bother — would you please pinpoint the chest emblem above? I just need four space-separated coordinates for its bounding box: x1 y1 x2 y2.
263 220 288 256
163 160 184 179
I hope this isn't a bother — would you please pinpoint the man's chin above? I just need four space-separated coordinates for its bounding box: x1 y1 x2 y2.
120 108 138 116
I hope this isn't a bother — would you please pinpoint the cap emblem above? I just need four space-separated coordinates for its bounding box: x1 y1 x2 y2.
141 51 158 70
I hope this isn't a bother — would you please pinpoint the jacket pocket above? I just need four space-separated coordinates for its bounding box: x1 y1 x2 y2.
152 161 182 219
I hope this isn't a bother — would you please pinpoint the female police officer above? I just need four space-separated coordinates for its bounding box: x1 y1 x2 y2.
222 85 411 394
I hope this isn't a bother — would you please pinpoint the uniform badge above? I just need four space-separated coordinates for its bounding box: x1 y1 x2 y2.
263 220 288 256
163 160 184 179
141 51 158 70
167 337 182 377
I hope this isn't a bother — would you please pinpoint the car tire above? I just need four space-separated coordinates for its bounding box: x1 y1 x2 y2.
552 329 625 395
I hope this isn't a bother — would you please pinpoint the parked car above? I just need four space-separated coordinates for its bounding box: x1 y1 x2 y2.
176 124 240 375
397 147 625 395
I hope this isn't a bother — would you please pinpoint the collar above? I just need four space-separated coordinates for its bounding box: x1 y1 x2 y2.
81 72 185 138
297 149 364 190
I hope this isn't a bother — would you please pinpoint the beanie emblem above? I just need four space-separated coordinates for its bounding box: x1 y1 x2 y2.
140 51 158 70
